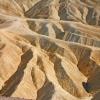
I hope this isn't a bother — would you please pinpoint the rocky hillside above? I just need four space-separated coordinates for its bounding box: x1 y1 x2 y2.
0 0 100 100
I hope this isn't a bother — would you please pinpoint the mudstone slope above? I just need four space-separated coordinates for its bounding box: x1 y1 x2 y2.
0 0 100 100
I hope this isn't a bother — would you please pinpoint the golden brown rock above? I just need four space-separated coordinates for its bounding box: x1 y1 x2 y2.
0 0 100 100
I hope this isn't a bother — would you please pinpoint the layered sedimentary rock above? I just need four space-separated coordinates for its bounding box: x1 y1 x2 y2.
0 0 100 100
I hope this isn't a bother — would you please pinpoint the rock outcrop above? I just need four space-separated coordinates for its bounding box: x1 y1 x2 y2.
0 0 100 100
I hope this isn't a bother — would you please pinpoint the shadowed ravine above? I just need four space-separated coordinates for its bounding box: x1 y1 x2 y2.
0 49 33 96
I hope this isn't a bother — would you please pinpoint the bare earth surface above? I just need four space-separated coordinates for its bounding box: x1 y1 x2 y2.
0 0 100 100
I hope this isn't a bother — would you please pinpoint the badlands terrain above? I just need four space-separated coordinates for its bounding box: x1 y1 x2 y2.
0 0 100 100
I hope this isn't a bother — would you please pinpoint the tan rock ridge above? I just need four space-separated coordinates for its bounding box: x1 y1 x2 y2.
0 0 100 100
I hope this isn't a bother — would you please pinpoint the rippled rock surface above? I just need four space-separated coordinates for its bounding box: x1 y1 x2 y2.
0 0 100 100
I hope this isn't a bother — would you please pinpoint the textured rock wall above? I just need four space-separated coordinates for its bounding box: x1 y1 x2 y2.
0 0 100 100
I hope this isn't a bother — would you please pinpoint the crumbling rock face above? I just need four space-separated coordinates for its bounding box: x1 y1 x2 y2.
0 0 100 100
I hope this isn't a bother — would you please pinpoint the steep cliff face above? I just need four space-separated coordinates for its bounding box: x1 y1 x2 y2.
0 0 100 100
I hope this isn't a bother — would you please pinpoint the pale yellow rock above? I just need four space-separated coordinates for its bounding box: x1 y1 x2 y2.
0 0 100 100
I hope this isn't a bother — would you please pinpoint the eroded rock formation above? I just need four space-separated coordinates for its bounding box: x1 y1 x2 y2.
0 0 100 100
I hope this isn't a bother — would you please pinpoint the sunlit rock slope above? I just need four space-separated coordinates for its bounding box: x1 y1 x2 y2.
0 0 100 100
